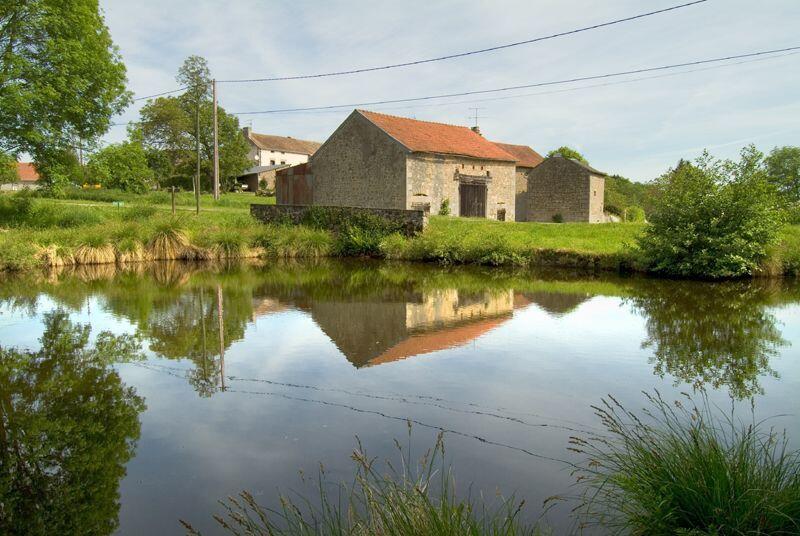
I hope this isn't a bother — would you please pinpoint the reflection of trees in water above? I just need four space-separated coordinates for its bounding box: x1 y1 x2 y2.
627 281 787 399
0 311 146 535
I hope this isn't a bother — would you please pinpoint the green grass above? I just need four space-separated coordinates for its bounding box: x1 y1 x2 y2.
570 391 800 534
29 188 276 211
182 434 547 536
1 193 798 276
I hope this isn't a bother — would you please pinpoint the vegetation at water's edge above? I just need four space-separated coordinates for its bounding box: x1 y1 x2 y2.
182 433 547 536
183 390 799 535
1 192 799 276
569 391 800 534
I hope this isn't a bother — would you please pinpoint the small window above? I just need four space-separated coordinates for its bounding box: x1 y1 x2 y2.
281 151 285 155
461 163 464 169
486 171 490 176
593 190 597 197
497 208 506 222
270 160 275 165
480 165 484 170
280 160 286 165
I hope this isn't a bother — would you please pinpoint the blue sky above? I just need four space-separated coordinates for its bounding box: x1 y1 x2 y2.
100 0 800 182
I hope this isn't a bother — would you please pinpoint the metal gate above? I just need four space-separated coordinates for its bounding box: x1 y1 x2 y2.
459 183 487 217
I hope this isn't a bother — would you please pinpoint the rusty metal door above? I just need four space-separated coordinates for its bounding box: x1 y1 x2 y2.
459 183 486 217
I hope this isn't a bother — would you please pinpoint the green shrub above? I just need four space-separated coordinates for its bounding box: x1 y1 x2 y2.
638 147 785 278
551 213 563 223
439 198 451 216
571 391 800 534
623 205 646 222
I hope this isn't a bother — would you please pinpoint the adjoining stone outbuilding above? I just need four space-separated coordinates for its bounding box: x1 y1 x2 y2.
492 142 545 222
523 155 606 223
309 110 519 221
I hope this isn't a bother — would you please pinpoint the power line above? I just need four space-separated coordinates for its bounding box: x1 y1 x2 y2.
105 49 798 127
230 45 800 116
132 87 187 101
216 1 707 83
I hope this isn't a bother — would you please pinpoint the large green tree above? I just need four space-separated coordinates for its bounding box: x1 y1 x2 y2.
87 140 154 193
765 145 800 202
0 151 15 184
0 310 145 535
638 146 784 278
0 0 130 178
137 98 249 191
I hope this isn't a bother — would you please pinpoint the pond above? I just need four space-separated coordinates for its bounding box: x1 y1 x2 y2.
1 260 798 534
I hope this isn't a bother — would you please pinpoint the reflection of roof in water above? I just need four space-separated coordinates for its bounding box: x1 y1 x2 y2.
364 315 511 367
515 291 591 316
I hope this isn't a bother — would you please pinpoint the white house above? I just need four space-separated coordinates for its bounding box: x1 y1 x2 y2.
242 127 321 167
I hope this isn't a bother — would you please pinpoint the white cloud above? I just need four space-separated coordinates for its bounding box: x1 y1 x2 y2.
100 0 800 181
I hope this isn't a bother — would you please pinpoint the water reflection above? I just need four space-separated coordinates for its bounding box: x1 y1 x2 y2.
0 261 795 400
0 311 146 535
627 280 789 399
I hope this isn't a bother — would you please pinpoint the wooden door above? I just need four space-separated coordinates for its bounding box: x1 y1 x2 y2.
459 183 487 217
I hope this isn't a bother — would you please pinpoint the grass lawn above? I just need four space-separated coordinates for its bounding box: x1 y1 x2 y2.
1 191 798 275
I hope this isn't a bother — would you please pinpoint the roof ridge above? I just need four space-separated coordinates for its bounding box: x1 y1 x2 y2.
357 109 474 131
250 132 321 144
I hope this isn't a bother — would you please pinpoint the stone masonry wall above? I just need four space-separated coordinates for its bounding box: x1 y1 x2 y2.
250 204 427 236
406 154 516 221
527 157 605 223
310 112 407 210
514 168 535 221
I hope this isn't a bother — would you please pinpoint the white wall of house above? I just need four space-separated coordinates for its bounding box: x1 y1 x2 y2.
257 149 308 167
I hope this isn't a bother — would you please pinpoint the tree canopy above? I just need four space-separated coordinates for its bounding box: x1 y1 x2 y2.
546 146 588 163
0 0 130 173
638 146 784 278
88 140 154 193
765 146 800 203
136 57 249 191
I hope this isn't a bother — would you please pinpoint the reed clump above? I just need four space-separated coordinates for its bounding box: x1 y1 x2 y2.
73 236 116 265
569 390 800 534
148 220 192 260
182 433 546 536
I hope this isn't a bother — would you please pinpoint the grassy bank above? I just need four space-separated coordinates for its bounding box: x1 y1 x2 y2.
1 193 799 276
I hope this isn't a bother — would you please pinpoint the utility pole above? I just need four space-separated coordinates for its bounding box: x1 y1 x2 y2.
212 79 220 200
195 104 201 215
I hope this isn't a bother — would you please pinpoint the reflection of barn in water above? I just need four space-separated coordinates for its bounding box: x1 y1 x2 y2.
514 291 591 316
253 288 515 367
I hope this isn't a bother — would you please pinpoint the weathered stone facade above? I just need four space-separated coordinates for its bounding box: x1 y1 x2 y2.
514 168 535 222
406 154 516 220
310 112 407 209
526 156 606 223
309 111 516 221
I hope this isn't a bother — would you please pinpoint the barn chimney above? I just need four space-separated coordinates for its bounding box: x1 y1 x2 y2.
242 126 252 139
471 125 482 136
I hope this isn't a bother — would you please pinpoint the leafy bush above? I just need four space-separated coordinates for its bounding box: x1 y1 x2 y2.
439 198 451 216
571 391 800 534
638 147 784 278
87 141 154 193
551 213 563 223
624 205 646 222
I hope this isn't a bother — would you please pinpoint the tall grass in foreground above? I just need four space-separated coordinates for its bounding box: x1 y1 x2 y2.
182 433 545 536
569 391 800 535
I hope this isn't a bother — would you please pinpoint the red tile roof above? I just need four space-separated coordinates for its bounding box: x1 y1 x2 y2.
16 162 39 182
492 142 544 168
358 110 517 162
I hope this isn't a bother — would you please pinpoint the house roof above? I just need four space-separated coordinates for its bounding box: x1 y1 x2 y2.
357 110 517 162
552 154 607 176
16 162 39 182
247 132 322 155
239 164 291 176
492 142 544 168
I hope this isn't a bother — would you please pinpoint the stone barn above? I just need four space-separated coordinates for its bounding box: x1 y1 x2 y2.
309 110 519 220
492 142 544 222
523 155 606 223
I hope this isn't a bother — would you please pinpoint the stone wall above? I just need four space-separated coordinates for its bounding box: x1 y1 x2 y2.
250 204 427 236
310 111 408 209
514 168 535 221
527 157 605 223
406 154 516 221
